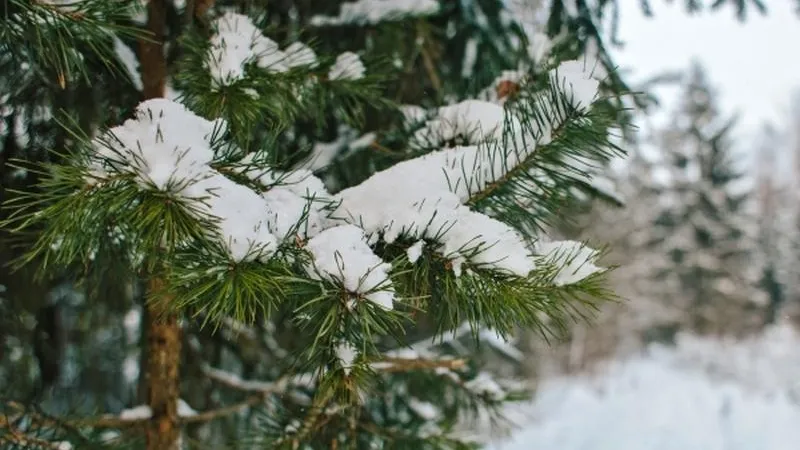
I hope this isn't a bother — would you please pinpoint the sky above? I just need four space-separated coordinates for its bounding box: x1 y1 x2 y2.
611 0 800 144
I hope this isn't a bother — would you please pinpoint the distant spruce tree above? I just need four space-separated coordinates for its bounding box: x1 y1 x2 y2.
647 62 763 336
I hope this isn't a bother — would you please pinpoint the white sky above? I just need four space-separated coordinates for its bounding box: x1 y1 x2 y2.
612 0 800 142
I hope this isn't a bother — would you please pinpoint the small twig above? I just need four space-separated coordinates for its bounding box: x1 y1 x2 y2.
181 394 267 424
32 0 85 20
416 22 442 93
203 366 288 393
371 357 467 372
3 373 288 431
369 142 403 156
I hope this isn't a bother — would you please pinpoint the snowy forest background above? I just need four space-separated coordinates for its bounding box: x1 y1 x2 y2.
2 0 800 449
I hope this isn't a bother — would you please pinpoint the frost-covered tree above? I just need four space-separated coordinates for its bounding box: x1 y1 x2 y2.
0 1 628 449
646 62 762 336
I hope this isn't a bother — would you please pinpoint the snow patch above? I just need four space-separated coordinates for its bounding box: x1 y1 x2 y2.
329 52 366 81
310 0 439 26
305 225 395 310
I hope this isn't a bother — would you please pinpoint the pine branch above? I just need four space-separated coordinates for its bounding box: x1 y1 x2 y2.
466 117 571 207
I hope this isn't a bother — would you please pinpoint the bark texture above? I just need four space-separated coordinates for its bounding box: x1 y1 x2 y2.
144 279 181 450
138 1 181 449
139 0 167 100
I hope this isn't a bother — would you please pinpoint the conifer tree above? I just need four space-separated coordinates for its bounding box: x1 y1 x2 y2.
646 62 762 336
0 1 632 449
0 2 778 450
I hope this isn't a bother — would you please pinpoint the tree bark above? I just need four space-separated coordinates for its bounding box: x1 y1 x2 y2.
138 1 181 449
144 278 181 450
139 0 167 100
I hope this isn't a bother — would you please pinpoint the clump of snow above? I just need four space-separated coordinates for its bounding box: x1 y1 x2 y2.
204 365 282 392
177 399 197 417
406 240 425 263
348 132 376 151
310 0 439 26
461 38 478 78
556 60 600 109
112 37 142 91
413 100 507 149
536 240 602 285
336 341 359 375
333 144 535 277
90 98 222 190
385 348 420 360
207 12 317 86
399 104 428 125
283 42 318 68
527 31 553 64
262 187 325 240
120 405 152 420
465 372 505 400
304 225 395 310
328 52 366 81
408 398 440 420
118 400 197 421
207 12 269 84
188 173 278 261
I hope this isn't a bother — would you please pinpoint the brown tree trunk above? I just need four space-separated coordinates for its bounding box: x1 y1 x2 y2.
138 1 181 449
144 279 181 450
139 0 167 100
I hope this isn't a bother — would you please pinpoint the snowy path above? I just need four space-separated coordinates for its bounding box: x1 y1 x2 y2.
490 326 800 450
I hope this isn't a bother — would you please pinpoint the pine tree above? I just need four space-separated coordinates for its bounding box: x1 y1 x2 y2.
646 62 762 336
0 1 631 449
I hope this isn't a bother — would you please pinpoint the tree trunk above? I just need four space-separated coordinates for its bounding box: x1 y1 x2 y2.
138 1 181 449
139 0 167 101
145 278 181 450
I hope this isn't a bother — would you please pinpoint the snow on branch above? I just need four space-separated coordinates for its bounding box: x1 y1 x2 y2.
333 154 534 276
88 98 223 190
536 240 603 286
86 98 327 261
203 365 287 393
328 52 366 81
332 60 601 277
304 225 395 310
206 12 318 87
310 0 440 26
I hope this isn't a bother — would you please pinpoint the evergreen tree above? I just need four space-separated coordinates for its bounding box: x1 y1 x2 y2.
1 1 775 448
647 62 762 336
0 1 628 449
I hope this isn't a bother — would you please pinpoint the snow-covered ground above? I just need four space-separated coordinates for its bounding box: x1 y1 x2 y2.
490 324 800 450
